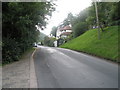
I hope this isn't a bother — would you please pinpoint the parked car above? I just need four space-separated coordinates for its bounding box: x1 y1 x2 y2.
33 43 37 47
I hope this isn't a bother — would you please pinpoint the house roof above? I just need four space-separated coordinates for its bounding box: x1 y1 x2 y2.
60 32 72 36
63 25 72 30
59 25 72 31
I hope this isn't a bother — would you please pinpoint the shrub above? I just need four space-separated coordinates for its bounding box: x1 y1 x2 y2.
2 38 22 64
73 22 88 38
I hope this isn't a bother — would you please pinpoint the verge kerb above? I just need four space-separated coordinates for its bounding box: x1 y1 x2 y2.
30 48 38 88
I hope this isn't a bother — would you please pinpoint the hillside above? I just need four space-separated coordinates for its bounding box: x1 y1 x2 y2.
60 26 119 62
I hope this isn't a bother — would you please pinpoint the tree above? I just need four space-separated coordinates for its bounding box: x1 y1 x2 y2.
2 2 55 64
87 2 120 29
44 36 55 47
50 26 57 37
56 2 120 40
109 2 120 25
73 22 88 38
58 13 74 29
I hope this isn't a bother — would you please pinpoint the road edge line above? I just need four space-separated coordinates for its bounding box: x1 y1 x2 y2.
30 48 38 88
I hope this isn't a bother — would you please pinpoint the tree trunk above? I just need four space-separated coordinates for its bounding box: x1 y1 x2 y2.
99 24 104 32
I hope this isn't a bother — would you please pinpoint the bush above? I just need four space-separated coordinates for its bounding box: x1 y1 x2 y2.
57 38 64 46
109 20 120 26
2 38 22 64
73 22 88 38
44 36 55 47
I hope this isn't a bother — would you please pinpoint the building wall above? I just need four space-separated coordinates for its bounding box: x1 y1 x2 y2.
53 40 57 47
56 29 61 38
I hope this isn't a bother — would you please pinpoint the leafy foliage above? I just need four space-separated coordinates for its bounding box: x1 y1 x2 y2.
44 36 55 47
2 38 21 64
73 22 88 38
2 2 55 64
50 26 57 37
58 2 119 38
39 32 47 42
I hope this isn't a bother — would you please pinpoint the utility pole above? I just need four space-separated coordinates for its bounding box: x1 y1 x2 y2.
94 0 100 39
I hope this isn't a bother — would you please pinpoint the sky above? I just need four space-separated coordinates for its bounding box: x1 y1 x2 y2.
40 0 92 35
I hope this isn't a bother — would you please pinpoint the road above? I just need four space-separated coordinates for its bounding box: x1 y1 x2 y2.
33 46 118 88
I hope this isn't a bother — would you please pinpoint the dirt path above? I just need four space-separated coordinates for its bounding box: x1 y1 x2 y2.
2 48 37 88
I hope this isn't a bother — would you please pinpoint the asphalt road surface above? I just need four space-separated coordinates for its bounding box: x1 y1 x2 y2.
33 46 118 88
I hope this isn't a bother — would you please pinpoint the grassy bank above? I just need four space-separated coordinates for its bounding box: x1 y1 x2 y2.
60 26 119 62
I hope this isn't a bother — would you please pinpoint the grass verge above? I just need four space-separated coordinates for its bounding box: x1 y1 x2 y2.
60 26 119 62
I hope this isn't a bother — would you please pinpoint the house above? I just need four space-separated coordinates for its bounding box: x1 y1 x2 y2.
54 25 72 47
56 25 72 39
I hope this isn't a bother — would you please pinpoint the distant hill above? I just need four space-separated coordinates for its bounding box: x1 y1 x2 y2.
60 26 119 62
